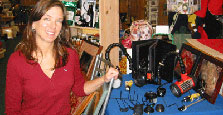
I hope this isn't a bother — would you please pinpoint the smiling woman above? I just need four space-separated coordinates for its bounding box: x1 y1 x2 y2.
31 6 65 78
32 6 64 44
5 0 119 114
16 0 72 69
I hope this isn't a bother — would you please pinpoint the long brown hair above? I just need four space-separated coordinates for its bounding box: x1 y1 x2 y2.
16 0 74 69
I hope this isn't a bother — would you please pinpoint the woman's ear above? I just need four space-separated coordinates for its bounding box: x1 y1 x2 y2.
32 22 36 30
32 22 37 32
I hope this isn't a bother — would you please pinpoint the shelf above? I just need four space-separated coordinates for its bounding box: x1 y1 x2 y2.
69 0 119 66
69 26 99 35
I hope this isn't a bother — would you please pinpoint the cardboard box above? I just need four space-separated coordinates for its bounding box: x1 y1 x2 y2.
0 48 6 59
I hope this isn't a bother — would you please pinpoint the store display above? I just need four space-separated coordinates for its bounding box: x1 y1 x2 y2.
106 72 223 115
70 0 100 46
132 39 176 87
171 42 223 104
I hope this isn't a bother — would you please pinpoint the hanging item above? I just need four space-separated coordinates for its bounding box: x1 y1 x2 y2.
167 0 201 14
62 1 77 26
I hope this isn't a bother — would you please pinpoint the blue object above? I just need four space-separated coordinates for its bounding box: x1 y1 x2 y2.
120 30 125 38
106 74 223 115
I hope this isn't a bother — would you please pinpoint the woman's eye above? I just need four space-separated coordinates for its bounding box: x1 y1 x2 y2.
43 18 50 21
57 20 63 23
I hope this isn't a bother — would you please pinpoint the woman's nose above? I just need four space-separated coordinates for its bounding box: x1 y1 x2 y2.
49 20 56 29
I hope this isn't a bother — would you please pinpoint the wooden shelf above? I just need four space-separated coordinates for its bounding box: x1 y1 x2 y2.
70 26 99 35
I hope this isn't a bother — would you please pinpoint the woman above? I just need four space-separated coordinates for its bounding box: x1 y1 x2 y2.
5 0 118 114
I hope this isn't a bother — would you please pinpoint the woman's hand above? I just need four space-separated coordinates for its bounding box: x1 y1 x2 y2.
84 67 119 95
104 68 119 83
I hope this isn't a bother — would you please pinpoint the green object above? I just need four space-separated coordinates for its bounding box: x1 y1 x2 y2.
173 34 191 49
62 1 77 26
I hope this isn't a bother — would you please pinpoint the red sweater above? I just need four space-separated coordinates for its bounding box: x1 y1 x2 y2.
5 48 86 115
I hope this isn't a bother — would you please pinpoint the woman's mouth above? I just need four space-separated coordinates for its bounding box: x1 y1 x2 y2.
47 31 55 35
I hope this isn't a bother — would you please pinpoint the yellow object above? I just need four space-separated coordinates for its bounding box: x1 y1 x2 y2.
0 49 6 59
2 27 13 39
70 26 99 35
188 14 197 26
189 93 200 102
119 56 127 74
125 80 133 88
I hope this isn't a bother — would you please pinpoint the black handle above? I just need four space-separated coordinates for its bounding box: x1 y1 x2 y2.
105 43 132 71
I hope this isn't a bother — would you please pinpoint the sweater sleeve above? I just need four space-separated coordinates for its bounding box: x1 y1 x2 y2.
71 49 87 97
5 53 22 115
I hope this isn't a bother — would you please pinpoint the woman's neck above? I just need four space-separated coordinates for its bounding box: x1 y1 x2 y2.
34 42 55 61
36 44 56 73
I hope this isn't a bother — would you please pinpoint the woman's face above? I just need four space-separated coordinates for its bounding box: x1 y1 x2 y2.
32 6 64 44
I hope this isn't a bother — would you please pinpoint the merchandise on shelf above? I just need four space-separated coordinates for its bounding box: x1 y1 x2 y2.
77 0 98 28
62 1 77 26
72 33 100 46
94 4 99 28
0 48 6 59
